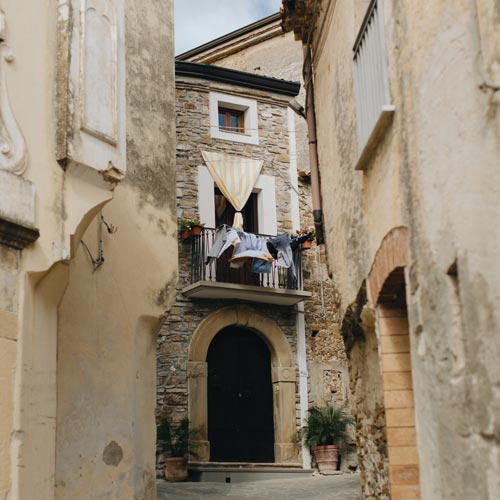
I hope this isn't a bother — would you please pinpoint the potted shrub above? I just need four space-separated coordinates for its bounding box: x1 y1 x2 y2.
301 404 354 474
190 218 204 236
291 229 315 249
300 230 315 249
178 218 205 241
157 417 200 482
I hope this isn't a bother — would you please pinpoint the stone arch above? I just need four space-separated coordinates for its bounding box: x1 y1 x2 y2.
187 305 298 463
367 226 408 305
368 227 421 499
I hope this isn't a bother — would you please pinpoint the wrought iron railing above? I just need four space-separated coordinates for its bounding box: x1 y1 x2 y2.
189 228 304 291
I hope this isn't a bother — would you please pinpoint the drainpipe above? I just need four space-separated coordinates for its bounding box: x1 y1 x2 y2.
302 43 324 244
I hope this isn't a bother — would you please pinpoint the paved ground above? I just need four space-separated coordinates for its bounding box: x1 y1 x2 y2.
157 473 362 500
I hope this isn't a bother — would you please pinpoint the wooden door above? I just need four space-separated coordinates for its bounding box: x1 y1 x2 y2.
207 327 275 463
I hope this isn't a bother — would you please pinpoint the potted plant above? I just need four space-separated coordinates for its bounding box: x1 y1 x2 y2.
157 417 200 482
178 218 205 241
291 229 315 249
189 218 204 236
301 404 354 474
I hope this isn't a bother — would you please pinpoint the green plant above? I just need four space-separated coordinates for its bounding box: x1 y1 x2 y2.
177 218 204 232
291 228 315 241
157 417 201 458
301 404 354 447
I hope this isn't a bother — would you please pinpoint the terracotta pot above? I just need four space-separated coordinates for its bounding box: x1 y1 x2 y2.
164 457 188 482
313 445 339 474
181 229 192 241
191 225 203 236
301 240 313 249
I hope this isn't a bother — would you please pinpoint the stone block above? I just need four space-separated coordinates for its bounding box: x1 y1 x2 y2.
381 335 410 354
382 353 412 372
388 445 419 465
385 408 416 428
0 172 39 250
379 317 409 336
389 464 419 485
383 372 413 391
387 428 417 447
390 483 420 499
384 390 415 409
0 171 36 228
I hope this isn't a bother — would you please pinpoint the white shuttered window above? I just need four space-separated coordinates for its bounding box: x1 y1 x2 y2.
353 0 394 164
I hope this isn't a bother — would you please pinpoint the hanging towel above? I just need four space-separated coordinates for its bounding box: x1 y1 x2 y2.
252 258 273 274
206 226 241 264
267 233 296 278
230 232 274 263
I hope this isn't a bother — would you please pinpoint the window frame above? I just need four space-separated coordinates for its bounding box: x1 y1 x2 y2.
218 107 245 134
209 92 259 145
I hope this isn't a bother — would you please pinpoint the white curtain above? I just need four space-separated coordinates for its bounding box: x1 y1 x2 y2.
201 150 263 229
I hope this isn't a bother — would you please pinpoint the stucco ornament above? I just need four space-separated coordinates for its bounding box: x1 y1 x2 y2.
0 11 28 175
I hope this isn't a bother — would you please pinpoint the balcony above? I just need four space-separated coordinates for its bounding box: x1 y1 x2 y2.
181 228 311 306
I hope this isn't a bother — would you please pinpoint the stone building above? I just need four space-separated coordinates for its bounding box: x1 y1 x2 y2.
282 1 500 499
157 57 353 479
0 1 177 499
174 14 354 468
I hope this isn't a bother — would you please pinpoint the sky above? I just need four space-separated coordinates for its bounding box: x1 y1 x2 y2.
175 0 282 55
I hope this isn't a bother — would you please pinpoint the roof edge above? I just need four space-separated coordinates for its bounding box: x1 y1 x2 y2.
176 13 281 61
175 61 300 97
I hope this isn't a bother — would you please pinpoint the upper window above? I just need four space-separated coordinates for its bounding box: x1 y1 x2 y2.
352 0 395 169
209 92 259 145
218 107 245 134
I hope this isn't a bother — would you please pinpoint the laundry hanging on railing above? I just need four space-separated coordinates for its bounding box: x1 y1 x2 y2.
206 225 241 265
205 225 298 279
201 150 263 230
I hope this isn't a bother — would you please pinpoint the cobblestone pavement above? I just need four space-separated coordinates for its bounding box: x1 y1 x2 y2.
157 473 362 500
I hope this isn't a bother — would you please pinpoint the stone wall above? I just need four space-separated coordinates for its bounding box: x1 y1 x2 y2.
183 24 354 463
157 77 302 472
283 0 500 498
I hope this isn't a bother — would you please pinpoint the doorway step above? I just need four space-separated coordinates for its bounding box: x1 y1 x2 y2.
188 462 313 483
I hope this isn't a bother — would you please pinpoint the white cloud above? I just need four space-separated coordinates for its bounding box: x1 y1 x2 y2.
175 0 282 55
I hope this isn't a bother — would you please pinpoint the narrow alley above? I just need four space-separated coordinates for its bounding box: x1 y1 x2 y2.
157 474 362 500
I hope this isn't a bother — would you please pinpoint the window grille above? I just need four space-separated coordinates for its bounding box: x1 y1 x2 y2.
353 0 394 159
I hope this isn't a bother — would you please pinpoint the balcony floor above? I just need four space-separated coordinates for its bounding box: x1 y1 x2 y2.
181 280 311 306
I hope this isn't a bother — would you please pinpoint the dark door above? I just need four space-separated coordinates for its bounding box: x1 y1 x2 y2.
207 327 275 463
214 189 259 285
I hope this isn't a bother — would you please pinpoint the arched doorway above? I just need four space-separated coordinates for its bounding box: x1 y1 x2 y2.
207 326 274 462
187 306 298 464
368 227 421 499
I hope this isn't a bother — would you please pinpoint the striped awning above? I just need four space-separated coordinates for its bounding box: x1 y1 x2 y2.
201 150 263 229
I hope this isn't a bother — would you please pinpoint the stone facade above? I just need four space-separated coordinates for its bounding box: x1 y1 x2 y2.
282 0 500 499
178 18 354 469
157 71 304 472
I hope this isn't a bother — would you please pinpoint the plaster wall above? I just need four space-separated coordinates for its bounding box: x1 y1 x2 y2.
302 0 500 497
0 0 177 499
55 1 177 499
